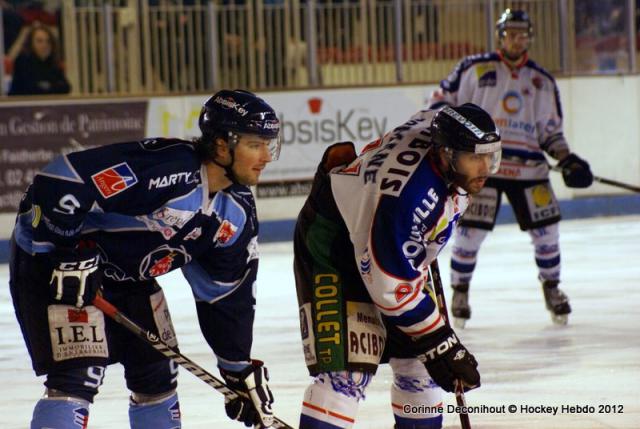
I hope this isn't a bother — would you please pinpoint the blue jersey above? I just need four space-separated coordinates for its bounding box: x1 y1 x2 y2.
13 138 259 363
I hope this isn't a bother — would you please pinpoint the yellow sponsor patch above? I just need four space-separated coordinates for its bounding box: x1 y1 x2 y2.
32 205 42 228
475 63 496 79
532 184 552 207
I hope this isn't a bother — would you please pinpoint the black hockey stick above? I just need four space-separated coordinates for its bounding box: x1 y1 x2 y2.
93 295 294 429
550 165 640 193
428 259 472 429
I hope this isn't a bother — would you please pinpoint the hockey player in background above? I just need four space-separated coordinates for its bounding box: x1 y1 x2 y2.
294 104 500 428
428 9 594 327
9 89 280 428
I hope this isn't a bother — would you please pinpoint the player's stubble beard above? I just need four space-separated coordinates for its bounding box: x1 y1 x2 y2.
452 171 488 195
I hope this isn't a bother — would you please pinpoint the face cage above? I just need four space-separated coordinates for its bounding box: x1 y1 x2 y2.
446 147 502 175
227 131 283 161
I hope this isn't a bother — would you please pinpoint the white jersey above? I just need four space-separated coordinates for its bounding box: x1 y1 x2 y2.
330 110 468 337
429 51 569 180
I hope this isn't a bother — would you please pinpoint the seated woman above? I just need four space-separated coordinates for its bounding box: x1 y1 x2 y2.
9 25 71 96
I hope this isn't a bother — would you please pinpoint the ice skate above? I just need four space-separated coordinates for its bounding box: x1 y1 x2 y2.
542 280 571 325
451 283 471 329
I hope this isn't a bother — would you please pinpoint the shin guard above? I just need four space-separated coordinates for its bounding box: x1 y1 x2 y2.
31 397 90 429
128 391 181 429
300 371 371 429
390 358 443 429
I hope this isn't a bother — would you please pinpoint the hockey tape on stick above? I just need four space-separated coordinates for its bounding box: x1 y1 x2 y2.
93 295 293 429
550 165 640 193
429 260 472 429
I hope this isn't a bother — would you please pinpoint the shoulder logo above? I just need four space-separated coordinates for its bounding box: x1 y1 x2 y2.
214 220 238 245
91 162 138 199
394 283 413 303
532 76 543 89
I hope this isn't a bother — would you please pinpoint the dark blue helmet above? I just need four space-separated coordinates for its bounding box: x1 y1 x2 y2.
496 8 533 38
431 103 501 174
199 89 281 159
199 89 280 138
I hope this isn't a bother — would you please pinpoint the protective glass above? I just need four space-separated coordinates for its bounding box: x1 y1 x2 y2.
451 142 502 175
233 132 283 161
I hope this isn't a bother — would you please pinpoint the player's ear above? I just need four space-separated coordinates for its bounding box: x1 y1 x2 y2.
213 137 230 160
437 146 450 168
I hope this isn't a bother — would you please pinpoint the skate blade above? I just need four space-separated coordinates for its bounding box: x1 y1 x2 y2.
453 317 467 329
551 313 568 325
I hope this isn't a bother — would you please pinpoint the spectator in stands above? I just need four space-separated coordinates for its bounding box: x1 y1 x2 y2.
9 25 70 95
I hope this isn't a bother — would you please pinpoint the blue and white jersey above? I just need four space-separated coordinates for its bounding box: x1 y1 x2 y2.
13 138 259 362
330 110 469 337
428 51 569 180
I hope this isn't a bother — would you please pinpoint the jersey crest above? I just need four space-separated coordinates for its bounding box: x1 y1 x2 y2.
91 162 138 198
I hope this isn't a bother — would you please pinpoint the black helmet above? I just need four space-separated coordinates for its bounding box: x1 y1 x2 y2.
496 8 533 38
199 89 281 159
431 103 501 174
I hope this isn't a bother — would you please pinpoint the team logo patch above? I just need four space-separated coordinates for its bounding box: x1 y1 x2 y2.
73 406 89 428
394 283 413 302
140 245 191 279
169 400 181 420
149 252 176 277
214 220 238 245
91 162 138 199
502 91 523 114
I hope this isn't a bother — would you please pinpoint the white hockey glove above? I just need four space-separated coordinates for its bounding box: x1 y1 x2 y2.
48 248 101 308
220 360 274 427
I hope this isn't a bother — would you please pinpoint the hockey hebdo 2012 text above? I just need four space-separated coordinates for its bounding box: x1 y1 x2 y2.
403 403 624 415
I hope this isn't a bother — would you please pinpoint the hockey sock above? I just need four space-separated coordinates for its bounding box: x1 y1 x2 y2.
450 227 488 285
31 397 90 429
300 371 370 429
128 391 181 429
529 224 561 281
390 358 443 429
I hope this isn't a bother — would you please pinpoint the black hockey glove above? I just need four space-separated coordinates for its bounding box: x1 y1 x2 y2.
220 360 274 428
557 153 593 188
414 326 480 393
48 247 101 308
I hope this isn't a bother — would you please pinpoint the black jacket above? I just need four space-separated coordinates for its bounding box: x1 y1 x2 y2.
9 53 71 95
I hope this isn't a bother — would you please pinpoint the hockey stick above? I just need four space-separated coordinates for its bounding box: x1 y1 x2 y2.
550 165 640 193
93 295 294 429
428 260 472 429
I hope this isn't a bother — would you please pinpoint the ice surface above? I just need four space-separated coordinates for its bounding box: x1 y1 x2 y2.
1 215 639 428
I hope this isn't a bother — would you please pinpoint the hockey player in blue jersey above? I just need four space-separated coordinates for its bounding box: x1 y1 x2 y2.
427 9 594 327
293 104 501 428
9 89 281 429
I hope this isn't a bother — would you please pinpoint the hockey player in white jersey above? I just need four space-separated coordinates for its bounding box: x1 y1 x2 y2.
293 104 500 428
428 9 594 326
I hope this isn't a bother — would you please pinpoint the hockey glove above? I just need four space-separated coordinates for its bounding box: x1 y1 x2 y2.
415 326 480 393
48 247 101 308
220 360 274 428
557 153 593 188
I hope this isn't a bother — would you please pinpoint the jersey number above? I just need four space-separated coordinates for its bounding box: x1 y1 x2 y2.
53 194 81 215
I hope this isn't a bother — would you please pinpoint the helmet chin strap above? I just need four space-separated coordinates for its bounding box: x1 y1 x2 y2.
211 147 240 185
441 149 471 194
